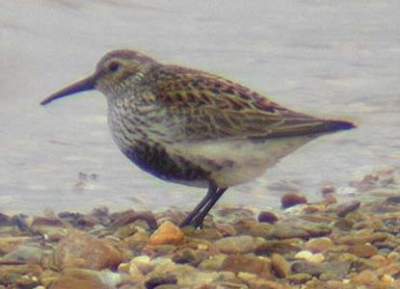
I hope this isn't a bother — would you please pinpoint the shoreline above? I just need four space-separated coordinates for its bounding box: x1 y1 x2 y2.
1 187 399 289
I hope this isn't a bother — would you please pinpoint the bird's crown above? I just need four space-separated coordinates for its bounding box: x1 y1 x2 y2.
94 50 158 94
96 50 156 73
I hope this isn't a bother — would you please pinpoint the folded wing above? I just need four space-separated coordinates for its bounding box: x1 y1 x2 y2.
147 65 354 142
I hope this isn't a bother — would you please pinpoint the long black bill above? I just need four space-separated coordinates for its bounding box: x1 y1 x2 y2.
40 75 96 106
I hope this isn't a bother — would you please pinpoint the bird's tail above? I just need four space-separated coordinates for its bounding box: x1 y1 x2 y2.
264 118 356 139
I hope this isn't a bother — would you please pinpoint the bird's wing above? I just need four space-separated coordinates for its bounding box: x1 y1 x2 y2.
147 65 336 142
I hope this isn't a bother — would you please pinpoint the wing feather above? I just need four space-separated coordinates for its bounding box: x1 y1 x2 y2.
146 65 339 142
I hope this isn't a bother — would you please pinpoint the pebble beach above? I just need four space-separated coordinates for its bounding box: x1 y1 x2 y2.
1 169 400 289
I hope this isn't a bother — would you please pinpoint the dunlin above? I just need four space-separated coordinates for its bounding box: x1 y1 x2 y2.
41 50 355 227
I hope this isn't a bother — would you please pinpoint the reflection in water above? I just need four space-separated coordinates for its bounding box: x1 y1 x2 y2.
0 0 399 214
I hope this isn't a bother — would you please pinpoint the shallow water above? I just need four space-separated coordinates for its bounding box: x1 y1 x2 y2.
1 0 399 214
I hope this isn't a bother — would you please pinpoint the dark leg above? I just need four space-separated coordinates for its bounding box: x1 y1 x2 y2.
180 183 218 227
191 187 227 228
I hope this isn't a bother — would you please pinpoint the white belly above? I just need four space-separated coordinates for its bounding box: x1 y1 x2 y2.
169 136 315 188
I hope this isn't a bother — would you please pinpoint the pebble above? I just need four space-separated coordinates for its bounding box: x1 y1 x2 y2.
111 210 157 230
2 244 44 264
214 207 256 224
148 221 184 246
291 261 324 276
269 224 310 239
385 195 400 204
221 255 272 278
179 270 235 288
50 269 122 289
243 278 291 289
0 264 42 286
123 229 150 252
336 231 387 245
143 243 177 257
0 212 11 225
387 251 400 261
152 285 180 289
382 274 395 286
130 256 154 275
323 193 338 205
271 253 291 278
187 227 223 240
287 273 312 284
128 262 145 283
348 243 378 258
295 250 325 263
58 212 97 229
145 274 177 289
336 200 361 217
172 248 207 266
215 223 237 237
257 211 278 224
114 224 138 239
281 193 307 209
293 260 351 280
0 236 31 255
30 216 68 240
255 239 302 255
334 218 354 230
214 235 266 254
198 254 227 271
305 238 333 253
321 184 336 195
53 230 123 270
351 269 379 286
147 261 226 288
235 220 274 238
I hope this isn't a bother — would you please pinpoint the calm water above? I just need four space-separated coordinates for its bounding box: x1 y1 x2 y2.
1 1 399 214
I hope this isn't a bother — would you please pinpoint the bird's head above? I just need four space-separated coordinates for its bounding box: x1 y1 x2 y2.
41 50 157 105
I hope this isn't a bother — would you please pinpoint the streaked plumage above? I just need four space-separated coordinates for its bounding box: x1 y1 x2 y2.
41 50 355 227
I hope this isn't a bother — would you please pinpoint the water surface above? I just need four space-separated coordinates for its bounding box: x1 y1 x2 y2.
1 0 399 214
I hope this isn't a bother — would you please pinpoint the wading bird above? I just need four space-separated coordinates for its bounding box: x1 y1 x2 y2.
41 50 355 228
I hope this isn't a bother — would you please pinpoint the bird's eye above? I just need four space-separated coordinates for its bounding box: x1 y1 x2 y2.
108 61 120 72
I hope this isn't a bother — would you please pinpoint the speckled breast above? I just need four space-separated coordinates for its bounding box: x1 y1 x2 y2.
107 101 210 187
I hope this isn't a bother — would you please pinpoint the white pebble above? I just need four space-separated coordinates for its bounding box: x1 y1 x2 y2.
295 250 325 263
